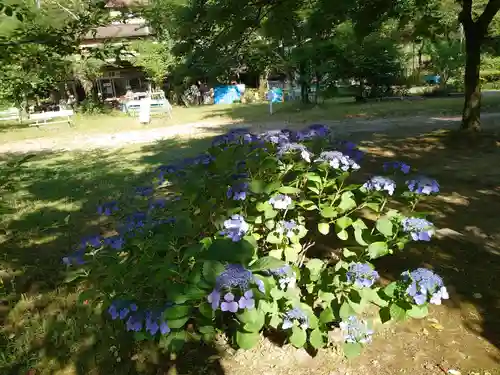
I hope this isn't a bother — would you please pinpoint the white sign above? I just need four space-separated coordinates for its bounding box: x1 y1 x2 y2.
139 98 151 124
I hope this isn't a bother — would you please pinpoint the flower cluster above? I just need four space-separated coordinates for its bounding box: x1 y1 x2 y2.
282 307 309 329
406 176 440 195
275 220 297 238
296 123 329 141
340 316 374 344
383 161 410 174
97 200 119 216
266 265 296 290
400 268 449 305
277 142 313 162
108 301 171 335
401 217 434 241
362 176 396 195
269 194 292 210
346 263 379 288
227 181 249 201
207 264 264 312
315 151 360 171
220 214 249 242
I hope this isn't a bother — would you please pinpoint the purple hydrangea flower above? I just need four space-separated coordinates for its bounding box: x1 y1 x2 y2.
136 186 154 197
97 201 119 216
277 143 313 162
296 124 329 141
269 194 292 210
338 141 364 161
62 250 86 266
221 292 239 312
362 176 396 195
103 235 125 250
220 214 249 242
406 176 440 195
227 182 249 201
267 265 296 289
238 290 255 309
126 315 143 332
401 217 434 241
149 198 167 211
346 263 379 288
401 268 449 305
276 220 297 238
315 151 360 171
282 307 309 329
259 130 291 145
383 161 411 174
339 316 374 344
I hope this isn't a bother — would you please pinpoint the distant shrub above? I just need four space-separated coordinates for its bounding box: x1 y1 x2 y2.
65 124 447 358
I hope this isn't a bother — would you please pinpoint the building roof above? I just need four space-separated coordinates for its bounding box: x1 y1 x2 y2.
84 24 151 40
104 0 148 8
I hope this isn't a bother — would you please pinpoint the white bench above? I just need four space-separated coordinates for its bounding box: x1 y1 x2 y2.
28 109 74 128
0 108 21 122
124 99 173 119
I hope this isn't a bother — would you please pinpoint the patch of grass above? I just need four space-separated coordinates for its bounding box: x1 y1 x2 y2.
1 126 500 374
1 95 499 144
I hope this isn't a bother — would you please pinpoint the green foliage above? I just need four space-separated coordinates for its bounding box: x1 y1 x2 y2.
69 124 444 359
130 40 175 86
424 39 465 85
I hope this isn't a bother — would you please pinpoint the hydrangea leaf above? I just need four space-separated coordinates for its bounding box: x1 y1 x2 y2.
376 217 393 236
279 186 301 194
309 328 325 349
318 222 330 235
406 304 429 319
236 330 261 349
338 192 357 212
290 326 307 348
249 256 287 272
320 206 337 218
367 241 389 259
343 342 363 359
389 303 407 321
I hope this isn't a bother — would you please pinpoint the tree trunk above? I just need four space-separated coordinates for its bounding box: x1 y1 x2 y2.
461 27 482 131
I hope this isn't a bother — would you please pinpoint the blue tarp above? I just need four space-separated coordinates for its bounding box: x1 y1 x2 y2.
268 88 283 103
214 85 242 104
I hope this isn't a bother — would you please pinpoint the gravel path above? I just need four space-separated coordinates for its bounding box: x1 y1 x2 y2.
1 112 499 154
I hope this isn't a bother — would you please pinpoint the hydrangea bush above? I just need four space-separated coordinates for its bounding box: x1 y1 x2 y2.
65 124 449 358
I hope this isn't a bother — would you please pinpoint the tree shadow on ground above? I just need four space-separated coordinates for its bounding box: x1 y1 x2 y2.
0 136 224 375
1 124 500 373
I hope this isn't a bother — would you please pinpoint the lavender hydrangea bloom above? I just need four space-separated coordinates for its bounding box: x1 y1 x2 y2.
97 201 119 216
346 263 379 288
315 151 360 171
227 182 249 201
362 176 396 195
384 161 411 174
108 301 172 335
136 186 154 197
339 316 374 344
220 214 249 242
401 268 449 305
277 142 313 162
207 264 261 312
401 217 434 241
338 141 364 161
282 307 309 329
296 124 329 141
149 198 167 211
269 194 292 210
276 220 297 238
62 250 86 266
406 176 440 195
259 130 290 145
267 265 296 289
103 235 125 250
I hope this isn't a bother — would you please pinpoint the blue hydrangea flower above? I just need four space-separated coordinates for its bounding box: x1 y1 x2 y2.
282 307 309 329
227 182 249 201
277 142 313 162
62 250 86 266
136 186 154 197
267 265 296 289
401 217 434 241
401 268 449 305
276 220 297 238
384 161 411 174
207 264 263 312
269 194 292 210
339 316 374 344
108 301 171 335
362 176 396 195
149 198 167 211
346 263 379 288
97 201 119 216
315 151 360 171
103 235 125 250
259 130 290 145
78 235 102 249
220 214 249 242
296 124 329 141
338 140 364 161
192 153 215 165
406 176 440 195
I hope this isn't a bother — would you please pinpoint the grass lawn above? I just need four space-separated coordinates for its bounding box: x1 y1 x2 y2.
1 125 500 374
1 95 499 144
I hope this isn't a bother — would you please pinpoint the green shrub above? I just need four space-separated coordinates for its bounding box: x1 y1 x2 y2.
65 125 448 358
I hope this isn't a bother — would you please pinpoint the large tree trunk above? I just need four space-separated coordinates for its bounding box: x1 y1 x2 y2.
461 26 482 131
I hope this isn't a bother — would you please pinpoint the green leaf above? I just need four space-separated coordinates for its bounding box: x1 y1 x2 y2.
367 241 389 259
318 222 330 235
266 231 283 244
305 258 324 275
339 192 356 212
407 304 429 319
318 291 335 303
159 331 188 352
320 207 337 218
269 314 281 328
389 303 407 321
134 332 149 341
284 246 301 263
336 216 353 229
167 316 190 329
242 310 266 332
306 173 322 183
339 301 356 319
256 202 271 212
204 239 254 263
64 269 87 283
379 306 391 323
199 302 215 319
376 218 393 237
202 260 225 283
383 282 398 298
250 256 287 271
249 179 265 193
279 186 301 194
236 331 261 349
319 307 335 324
299 200 317 211
289 326 307 348
337 229 348 240
163 305 191 320
264 219 275 230
354 228 368 246
343 342 363 359
309 329 325 349
268 249 283 260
